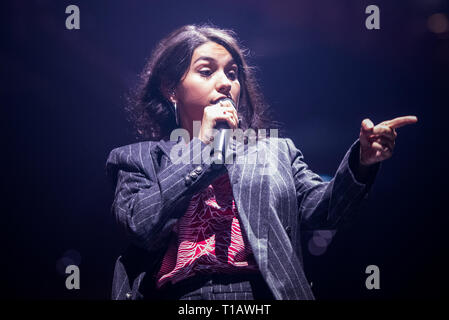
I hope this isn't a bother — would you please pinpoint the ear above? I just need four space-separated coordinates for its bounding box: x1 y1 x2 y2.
160 84 177 104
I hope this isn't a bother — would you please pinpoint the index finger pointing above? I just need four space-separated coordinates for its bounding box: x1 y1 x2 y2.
384 115 418 129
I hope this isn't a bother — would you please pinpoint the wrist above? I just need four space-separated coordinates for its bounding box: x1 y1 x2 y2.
356 148 375 183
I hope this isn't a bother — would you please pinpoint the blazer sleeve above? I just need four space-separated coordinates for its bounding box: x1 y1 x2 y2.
105 137 226 251
285 138 380 230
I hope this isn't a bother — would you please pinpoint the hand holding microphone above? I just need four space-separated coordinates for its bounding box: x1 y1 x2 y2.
198 97 239 145
198 97 239 168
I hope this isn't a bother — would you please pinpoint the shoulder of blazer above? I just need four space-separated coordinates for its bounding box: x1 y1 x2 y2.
257 136 297 161
281 137 305 164
105 140 164 187
106 136 182 169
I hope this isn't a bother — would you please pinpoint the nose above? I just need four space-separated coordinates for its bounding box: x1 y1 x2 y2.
215 70 232 95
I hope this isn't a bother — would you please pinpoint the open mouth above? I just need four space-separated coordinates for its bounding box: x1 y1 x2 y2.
212 96 233 105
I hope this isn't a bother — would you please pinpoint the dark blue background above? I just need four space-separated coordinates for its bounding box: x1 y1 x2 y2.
2 0 448 299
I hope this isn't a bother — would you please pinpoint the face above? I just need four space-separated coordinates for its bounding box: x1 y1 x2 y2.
171 41 241 131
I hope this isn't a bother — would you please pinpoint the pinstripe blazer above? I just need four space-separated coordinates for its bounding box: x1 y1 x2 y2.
105 135 379 300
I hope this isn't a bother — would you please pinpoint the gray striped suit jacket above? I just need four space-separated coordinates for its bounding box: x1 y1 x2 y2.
105 135 379 300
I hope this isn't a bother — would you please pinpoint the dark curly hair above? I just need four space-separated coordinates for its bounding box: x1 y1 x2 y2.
126 23 282 141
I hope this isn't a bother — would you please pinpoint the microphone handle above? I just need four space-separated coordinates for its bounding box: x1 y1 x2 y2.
211 97 236 169
211 121 229 169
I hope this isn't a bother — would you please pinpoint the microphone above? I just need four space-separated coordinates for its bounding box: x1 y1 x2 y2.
211 97 236 170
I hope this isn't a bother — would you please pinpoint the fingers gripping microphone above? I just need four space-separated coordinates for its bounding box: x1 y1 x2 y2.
211 97 236 170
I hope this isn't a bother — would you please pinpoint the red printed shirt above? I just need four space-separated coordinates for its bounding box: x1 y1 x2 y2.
155 173 258 288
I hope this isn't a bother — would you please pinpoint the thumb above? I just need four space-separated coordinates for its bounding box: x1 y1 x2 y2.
360 118 374 145
361 118 374 133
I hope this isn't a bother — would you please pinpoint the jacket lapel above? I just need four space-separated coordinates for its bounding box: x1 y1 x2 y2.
154 136 269 277
153 136 182 171
225 139 270 277
158 136 181 158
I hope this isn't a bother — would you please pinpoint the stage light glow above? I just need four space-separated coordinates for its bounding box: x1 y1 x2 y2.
319 174 332 182
56 249 82 275
312 235 328 248
56 257 75 275
314 230 336 243
428 13 449 34
308 237 327 256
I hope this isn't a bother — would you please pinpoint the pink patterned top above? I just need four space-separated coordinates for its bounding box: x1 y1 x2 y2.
155 173 259 288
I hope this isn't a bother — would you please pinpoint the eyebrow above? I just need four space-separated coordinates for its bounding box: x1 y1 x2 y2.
193 56 237 67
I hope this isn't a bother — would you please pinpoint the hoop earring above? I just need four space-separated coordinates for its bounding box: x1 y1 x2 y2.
173 102 179 126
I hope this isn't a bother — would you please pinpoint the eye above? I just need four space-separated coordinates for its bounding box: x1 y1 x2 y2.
199 69 212 77
227 70 238 81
